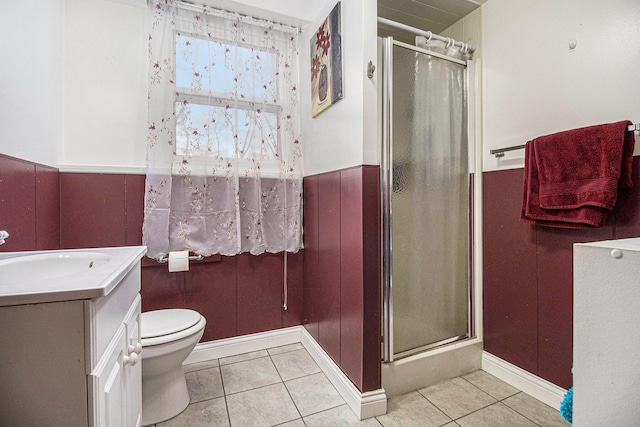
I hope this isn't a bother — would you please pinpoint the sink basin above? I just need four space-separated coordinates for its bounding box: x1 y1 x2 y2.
0 252 112 286
0 246 146 307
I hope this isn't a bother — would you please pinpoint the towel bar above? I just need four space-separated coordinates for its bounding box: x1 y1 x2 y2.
490 123 639 158
155 253 204 263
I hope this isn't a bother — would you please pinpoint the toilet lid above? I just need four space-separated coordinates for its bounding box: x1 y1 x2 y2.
141 309 202 339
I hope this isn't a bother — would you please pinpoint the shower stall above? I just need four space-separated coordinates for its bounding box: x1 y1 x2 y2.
379 28 483 397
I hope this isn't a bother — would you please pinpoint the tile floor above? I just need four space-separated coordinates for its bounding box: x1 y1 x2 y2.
151 343 570 427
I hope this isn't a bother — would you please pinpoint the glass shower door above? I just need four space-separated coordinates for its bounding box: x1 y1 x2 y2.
382 38 471 360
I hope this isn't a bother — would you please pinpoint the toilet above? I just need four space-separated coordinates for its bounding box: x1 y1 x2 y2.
140 309 206 426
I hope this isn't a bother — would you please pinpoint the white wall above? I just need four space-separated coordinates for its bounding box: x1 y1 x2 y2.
0 0 64 167
482 0 640 172
61 0 148 172
441 8 482 61
202 0 322 26
301 0 378 176
1 0 377 175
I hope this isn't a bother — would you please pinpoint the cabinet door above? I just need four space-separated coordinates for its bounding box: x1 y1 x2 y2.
124 297 143 427
89 325 127 427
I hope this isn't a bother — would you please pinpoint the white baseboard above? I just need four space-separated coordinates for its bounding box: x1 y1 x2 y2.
481 352 567 409
300 327 387 420
184 326 301 364
184 326 387 420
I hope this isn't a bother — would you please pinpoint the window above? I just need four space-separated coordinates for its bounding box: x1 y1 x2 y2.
174 33 282 168
144 2 303 257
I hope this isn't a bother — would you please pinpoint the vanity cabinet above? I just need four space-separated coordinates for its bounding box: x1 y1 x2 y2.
0 248 145 427
88 277 142 427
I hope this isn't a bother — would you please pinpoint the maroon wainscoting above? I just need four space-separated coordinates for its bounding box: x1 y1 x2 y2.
0 154 59 252
614 159 640 238
303 176 320 341
59 172 304 343
303 165 381 393
317 172 342 363
141 252 304 342
60 173 129 248
59 172 145 249
6 159 379 390
483 157 640 390
482 169 538 374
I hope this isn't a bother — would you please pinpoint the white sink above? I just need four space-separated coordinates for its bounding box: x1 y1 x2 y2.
0 252 112 286
0 246 147 306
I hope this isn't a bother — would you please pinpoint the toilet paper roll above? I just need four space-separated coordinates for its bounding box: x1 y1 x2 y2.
168 250 189 272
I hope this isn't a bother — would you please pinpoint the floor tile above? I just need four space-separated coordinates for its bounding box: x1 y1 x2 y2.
149 347 562 427
156 397 229 427
304 405 382 426
285 372 344 416
221 356 281 395
376 391 451 427
462 370 519 400
271 348 321 381
456 402 537 427
184 359 220 374
186 367 224 403
418 377 496 419
503 392 570 426
274 419 305 427
219 350 269 366
267 343 305 356
226 383 300 426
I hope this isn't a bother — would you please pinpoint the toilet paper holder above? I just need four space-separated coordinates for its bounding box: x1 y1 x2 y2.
155 253 204 264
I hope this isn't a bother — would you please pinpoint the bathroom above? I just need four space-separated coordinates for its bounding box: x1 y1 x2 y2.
1 0 639 425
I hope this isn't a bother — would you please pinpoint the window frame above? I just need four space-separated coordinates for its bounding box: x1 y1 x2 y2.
172 30 287 176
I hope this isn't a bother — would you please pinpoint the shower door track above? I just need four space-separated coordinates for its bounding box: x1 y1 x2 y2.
381 36 476 363
391 334 470 361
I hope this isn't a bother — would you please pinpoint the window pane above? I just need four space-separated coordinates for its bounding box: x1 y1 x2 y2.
176 34 278 102
176 101 278 160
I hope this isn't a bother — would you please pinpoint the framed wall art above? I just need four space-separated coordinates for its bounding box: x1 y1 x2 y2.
310 2 343 117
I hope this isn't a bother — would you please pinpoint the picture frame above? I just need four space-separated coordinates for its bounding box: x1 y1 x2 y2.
310 2 343 118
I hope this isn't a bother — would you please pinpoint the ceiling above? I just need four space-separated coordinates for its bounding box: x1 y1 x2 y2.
378 0 487 44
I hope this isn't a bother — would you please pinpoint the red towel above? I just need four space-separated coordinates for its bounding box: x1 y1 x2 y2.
521 121 634 228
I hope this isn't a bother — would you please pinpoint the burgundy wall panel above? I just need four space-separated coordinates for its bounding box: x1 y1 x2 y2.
35 165 60 250
536 225 613 389
339 167 365 388
302 176 320 339
483 168 538 374
184 257 238 341
54 171 299 343
361 165 381 392
236 252 284 336
317 172 342 364
614 157 640 239
60 173 127 249
303 165 382 393
125 174 146 246
283 250 304 329
0 155 37 251
484 156 640 389
141 265 187 310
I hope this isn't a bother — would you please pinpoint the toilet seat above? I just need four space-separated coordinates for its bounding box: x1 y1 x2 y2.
141 309 205 347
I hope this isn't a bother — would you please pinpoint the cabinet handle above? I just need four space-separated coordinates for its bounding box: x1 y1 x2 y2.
128 342 142 355
123 352 139 366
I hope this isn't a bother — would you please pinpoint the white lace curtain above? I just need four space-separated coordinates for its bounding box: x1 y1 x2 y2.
143 0 303 258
